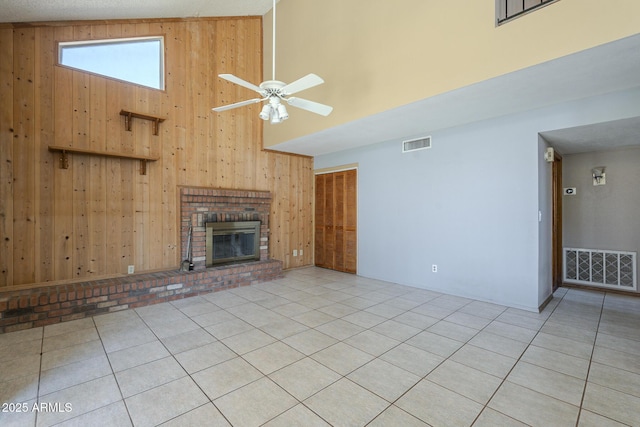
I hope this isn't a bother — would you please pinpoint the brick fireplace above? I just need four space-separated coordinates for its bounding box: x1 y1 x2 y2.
180 187 273 269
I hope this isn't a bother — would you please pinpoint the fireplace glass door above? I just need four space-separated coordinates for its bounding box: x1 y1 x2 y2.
206 221 261 266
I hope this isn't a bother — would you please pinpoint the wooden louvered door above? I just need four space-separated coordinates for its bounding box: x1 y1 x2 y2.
315 169 357 273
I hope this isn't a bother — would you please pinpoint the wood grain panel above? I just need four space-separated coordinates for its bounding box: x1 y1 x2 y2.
0 29 14 287
1 17 315 288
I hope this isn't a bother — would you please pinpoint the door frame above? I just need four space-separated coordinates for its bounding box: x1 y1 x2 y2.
551 150 563 291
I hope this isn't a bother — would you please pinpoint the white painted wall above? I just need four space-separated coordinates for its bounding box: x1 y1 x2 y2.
315 88 640 311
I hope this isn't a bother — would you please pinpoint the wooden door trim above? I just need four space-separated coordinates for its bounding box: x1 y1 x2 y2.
552 150 563 291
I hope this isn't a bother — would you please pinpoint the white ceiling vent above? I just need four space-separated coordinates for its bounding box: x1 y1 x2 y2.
402 136 431 153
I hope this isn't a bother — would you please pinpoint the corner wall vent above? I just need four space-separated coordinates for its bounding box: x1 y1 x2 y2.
402 136 431 153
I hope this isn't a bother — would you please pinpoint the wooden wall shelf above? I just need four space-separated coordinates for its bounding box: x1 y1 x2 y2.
48 145 158 175
119 110 165 135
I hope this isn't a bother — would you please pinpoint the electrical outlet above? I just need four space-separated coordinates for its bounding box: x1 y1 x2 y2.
128 265 135 274
299 249 303 256
293 249 298 257
432 264 438 273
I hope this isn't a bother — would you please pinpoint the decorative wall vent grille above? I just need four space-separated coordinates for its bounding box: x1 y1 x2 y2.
564 248 637 290
402 136 431 153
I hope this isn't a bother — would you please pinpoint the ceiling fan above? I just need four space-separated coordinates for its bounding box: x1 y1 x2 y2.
211 0 332 124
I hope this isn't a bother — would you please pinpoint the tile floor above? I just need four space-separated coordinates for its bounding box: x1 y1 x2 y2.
1 267 640 426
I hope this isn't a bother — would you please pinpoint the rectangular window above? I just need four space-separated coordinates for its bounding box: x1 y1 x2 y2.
58 36 164 90
496 0 560 25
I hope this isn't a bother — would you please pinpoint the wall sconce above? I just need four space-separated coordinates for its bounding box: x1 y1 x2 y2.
592 167 606 186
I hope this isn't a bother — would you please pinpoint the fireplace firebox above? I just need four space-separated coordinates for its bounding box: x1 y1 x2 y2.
206 221 261 267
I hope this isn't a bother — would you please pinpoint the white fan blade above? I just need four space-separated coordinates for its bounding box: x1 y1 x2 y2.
218 74 264 94
281 73 324 95
286 97 333 116
212 98 264 112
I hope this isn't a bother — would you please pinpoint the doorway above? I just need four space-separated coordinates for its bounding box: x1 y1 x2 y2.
552 150 563 291
315 169 357 273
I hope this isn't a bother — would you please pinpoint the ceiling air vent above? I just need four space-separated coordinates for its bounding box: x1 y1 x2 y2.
402 136 431 153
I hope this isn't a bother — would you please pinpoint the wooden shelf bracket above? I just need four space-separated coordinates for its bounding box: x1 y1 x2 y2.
119 110 165 135
49 145 159 175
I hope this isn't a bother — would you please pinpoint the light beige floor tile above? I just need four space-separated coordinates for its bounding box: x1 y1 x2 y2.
305 378 388 427
0 338 41 363
317 302 359 317
540 320 597 345
507 361 585 406
0 354 41 382
396 379 482 427
427 359 502 405
160 402 230 426
43 318 95 338
0 373 39 403
489 381 579 427
263 403 331 427
380 342 444 376
0 327 42 346
458 300 507 320
41 339 105 371
272 302 313 317
394 311 439 329
311 342 375 376
221 328 276 355
259 318 309 340
445 311 493 329
344 330 400 356
364 302 407 319
202 291 249 308
315 318 365 340
469 331 529 359
596 332 640 356
125 376 208 427
428 320 479 342
93 309 140 328
243 341 304 374
160 328 216 354
429 295 473 311
205 318 256 340
495 311 546 331
521 345 590 379
368 405 428 427
291 310 336 328
592 345 640 374
192 357 263 400
449 344 516 378
39 354 112 396
582 382 640 426
371 319 421 341
190 309 237 328
483 320 538 343
116 356 187 398
214 377 297 427
406 331 463 358
270 357 341 400
297 296 335 310
254 295 291 309
578 409 628 427
531 331 593 359
174 341 236 373
411 302 457 319
99 326 157 353
147 317 201 339
54 401 132 427
282 329 337 355
42 328 100 353
342 311 387 328
348 358 420 402
37 375 121 426
588 361 640 397
473 408 529 426
107 340 169 372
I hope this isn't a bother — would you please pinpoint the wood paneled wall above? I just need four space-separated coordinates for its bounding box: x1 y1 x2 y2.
0 17 313 288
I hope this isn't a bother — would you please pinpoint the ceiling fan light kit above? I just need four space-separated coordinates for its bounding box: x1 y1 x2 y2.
212 0 332 124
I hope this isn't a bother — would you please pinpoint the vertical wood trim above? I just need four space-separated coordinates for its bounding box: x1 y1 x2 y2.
552 152 563 290
0 28 14 286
